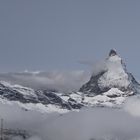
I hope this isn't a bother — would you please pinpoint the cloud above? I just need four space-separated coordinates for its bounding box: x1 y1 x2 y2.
2 96 140 140
45 108 140 140
91 59 107 76
0 70 90 92
78 59 107 76
124 96 140 117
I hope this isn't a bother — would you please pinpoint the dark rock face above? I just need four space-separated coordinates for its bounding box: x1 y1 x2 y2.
41 90 72 110
0 83 39 103
79 71 109 96
68 98 83 109
109 49 117 56
127 73 140 94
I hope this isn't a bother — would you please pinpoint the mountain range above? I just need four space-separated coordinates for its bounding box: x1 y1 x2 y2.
0 49 139 113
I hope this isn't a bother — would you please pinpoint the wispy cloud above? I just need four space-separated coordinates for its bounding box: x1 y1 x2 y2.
0 70 90 92
3 96 140 140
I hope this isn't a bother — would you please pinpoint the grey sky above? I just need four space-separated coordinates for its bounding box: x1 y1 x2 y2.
0 0 140 78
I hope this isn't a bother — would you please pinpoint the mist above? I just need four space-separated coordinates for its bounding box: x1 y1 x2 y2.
1 97 140 140
0 70 90 92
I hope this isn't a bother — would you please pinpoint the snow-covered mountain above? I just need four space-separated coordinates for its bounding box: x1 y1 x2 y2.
80 49 140 96
0 49 139 113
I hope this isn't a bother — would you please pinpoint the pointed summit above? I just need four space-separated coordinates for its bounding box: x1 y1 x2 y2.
109 49 117 57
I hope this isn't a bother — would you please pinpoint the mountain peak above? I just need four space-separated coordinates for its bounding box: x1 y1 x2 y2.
109 49 117 57
79 50 140 96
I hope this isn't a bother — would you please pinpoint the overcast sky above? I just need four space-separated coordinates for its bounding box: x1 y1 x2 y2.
0 0 140 78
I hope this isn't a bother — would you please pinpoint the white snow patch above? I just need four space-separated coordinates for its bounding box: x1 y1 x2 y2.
103 88 124 96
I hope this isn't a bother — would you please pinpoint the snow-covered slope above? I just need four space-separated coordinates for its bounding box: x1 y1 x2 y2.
0 81 73 113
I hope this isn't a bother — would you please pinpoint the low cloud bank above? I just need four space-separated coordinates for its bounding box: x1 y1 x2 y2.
0 70 90 92
45 108 140 140
124 96 140 117
1 96 140 140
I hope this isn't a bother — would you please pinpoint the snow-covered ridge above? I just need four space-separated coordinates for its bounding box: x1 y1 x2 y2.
0 80 128 112
0 81 36 97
